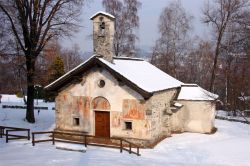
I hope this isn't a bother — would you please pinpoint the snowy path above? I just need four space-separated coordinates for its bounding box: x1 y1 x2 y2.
1 103 250 166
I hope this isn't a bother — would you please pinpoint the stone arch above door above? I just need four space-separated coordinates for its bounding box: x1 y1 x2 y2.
91 96 111 110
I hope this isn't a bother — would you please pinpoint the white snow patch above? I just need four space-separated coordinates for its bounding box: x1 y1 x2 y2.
1 98 250 166
238 96 250 101
178 84 218 101
90 11 115 19
1 94 24 103
45 56 183 93
216 110 250 122
99 57 183 92
174 102 183 107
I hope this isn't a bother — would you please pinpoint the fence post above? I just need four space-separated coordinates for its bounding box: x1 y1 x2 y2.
52 132 55 145
32 133 35 146
84 135 87 147
27 129 30 140
0 127 2 138
6 130 8 143
120 139 123 153
129 143 131 154
137 147 140 156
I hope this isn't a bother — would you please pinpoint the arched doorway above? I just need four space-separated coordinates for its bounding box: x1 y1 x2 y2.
91 97 111 137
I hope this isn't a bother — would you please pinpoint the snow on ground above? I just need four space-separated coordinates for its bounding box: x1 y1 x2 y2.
217 110 250 122
1 94 25 103
1 97 250 166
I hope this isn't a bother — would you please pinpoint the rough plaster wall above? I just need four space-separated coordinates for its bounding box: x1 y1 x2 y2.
111 99 151 140
92 15 114 61
55 93 91 132
177 100 216 133
170 108 187 133
145 89 177 140
55 68 153 140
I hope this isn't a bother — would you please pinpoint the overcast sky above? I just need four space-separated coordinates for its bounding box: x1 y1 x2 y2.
61 0 209 53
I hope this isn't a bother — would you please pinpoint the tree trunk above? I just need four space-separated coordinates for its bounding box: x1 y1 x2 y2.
25 56 36 123
209 30 223 92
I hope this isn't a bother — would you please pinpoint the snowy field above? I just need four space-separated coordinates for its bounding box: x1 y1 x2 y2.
1 95 250 166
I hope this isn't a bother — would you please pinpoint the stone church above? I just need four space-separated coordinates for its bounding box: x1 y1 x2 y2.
45 11 218 147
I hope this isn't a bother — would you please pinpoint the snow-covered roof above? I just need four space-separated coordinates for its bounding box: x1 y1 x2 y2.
45 56 183 96
90 11 115 20
97 57 183 93
177 84 218 101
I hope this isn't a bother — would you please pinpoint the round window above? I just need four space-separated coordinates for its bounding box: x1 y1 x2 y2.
98 80 105 88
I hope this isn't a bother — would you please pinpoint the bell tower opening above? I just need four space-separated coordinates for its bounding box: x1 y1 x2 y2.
99 17 105 36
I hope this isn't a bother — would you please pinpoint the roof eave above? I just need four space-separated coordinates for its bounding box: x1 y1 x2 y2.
44 56 153 99
90 11 115 20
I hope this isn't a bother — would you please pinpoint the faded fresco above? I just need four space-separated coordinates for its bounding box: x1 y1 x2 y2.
92 96 111 110
123 99 145 120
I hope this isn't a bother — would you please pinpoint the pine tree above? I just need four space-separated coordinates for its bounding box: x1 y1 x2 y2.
45 56 65 102
49 56 65 82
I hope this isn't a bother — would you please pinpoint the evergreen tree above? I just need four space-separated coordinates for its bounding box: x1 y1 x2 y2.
45 56 65 102
49 56 65 82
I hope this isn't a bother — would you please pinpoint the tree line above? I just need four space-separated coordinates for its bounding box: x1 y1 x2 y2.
151 0 250 114
0 0 249 123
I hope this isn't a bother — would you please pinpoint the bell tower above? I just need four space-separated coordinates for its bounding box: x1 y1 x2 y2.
90 11 115 62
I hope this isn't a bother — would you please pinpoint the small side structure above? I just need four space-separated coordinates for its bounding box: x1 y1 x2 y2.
44 11 218 148
171 84 218 133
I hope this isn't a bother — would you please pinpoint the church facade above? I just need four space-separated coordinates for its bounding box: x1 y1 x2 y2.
45 12 218 147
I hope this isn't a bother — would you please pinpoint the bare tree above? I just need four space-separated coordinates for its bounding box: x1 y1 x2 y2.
0 0 85 123
220 18 250 114
35 38 61 86
61 44 84 72
183 39 214 89
0 13 13 54
202 0 250 91
102 0 141 56
151 0 193 79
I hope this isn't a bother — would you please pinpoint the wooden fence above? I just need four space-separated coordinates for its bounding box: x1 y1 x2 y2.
32 131 140 156
0 126 30 143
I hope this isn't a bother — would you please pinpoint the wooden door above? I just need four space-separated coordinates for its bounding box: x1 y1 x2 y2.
95 111 110 137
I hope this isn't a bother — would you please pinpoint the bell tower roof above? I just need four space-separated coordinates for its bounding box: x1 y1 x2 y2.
90 11 115 20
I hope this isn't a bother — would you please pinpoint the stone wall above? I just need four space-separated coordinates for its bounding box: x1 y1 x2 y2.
145 89 177 140
92 14 115 61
